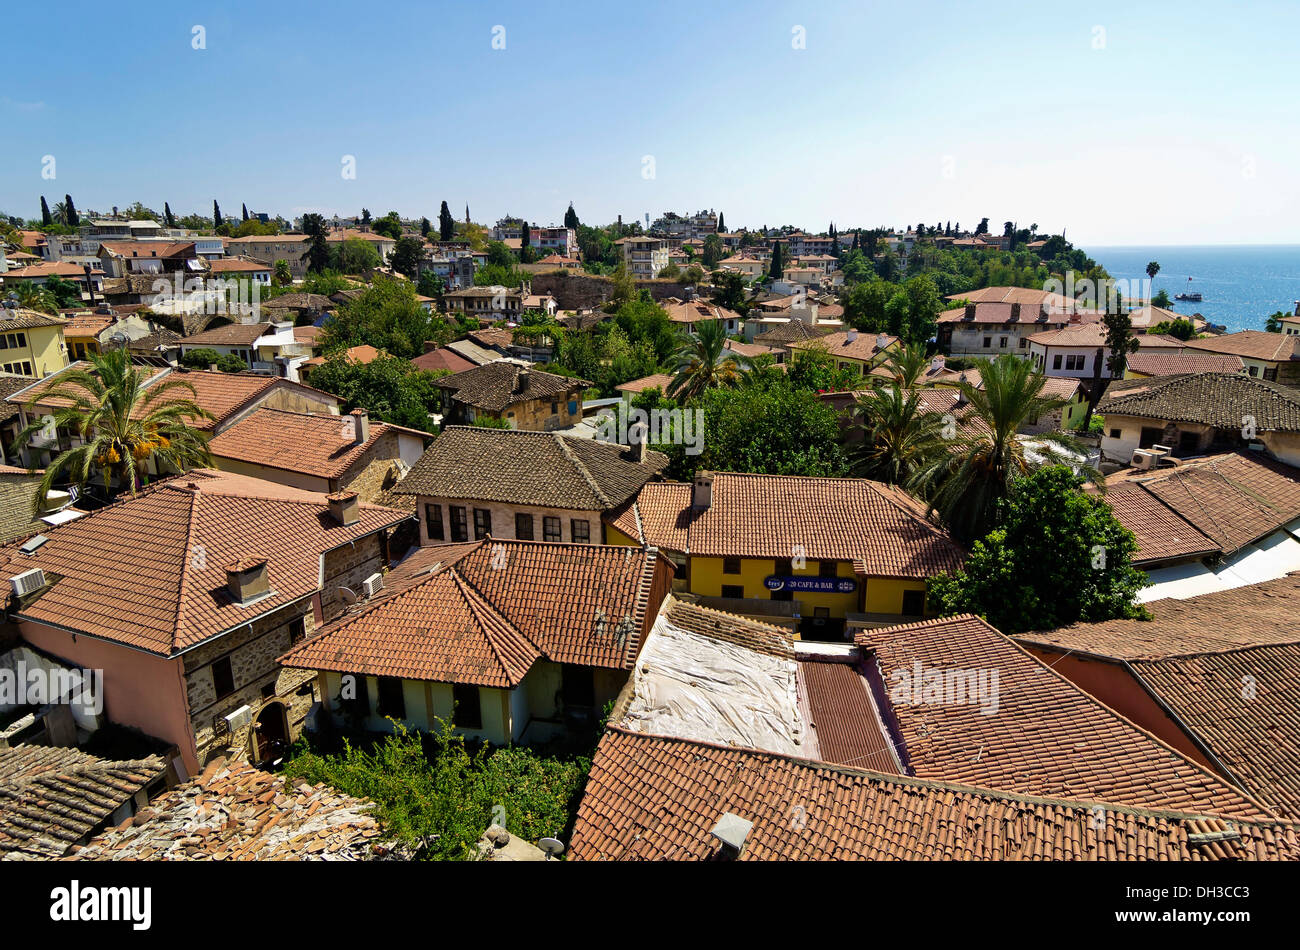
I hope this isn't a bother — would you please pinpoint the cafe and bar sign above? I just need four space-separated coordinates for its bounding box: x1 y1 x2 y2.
764 575 858 594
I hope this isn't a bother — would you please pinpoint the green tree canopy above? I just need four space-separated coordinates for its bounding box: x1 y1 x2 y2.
928 466 1148 633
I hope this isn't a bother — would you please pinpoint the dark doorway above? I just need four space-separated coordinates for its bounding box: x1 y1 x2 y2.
799 615 847 642
252 702 289 765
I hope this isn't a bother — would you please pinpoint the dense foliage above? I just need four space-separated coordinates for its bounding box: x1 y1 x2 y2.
928 466 1149 633
306 353 445 430
284 722 591 861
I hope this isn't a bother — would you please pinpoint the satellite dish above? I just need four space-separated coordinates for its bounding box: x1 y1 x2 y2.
538 837 565 859
338 586 358 605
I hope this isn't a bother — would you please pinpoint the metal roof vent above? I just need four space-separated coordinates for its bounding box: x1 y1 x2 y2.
710 812 753 858
19 535 49 555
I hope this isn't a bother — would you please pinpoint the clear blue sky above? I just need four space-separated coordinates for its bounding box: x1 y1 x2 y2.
4 0 1298 246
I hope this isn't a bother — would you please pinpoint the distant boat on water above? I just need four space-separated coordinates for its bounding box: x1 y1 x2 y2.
1176 291 1203 302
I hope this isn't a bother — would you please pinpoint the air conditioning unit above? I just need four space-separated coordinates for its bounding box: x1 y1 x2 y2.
1131 449 1158 471
224 705 252 732
10 569 47 597
361 573 384 598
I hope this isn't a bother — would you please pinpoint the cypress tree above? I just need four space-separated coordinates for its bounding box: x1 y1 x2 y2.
213 200 222 230
438 201 454 242
65 194 78 227
40 196 52 226
164 202 175 228
242 203 249 222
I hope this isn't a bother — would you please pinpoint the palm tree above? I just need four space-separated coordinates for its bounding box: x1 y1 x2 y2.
8 283 56 314
12 348 215 508
666 319 747 402
51 201 68 225
871 342 933 390
908 354 1097 542
850 385 951 487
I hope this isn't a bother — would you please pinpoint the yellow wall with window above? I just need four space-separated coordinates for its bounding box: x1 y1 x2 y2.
690 555 861 617
0 324 66 378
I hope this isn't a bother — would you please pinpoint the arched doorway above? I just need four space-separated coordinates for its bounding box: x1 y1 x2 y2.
250 701 290 765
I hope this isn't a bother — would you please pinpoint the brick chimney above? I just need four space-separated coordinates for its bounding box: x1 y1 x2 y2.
349 408 369 445
423 340 439 353
225 558 270 604
692 471 714 510
327 490 360 526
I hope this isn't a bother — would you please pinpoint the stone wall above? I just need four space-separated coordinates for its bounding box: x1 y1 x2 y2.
529 272 695 311
340 430 406 503
183 599 317 767
319 531 388 622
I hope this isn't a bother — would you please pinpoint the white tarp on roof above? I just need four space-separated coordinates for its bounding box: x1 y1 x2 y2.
619 613 806 756
1138 519 1300 602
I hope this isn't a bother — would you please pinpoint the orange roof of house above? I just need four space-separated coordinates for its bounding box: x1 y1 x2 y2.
1183 330 1300 362
207 408 428 479
302 344 380 368
1019 574 1300 819
614 373 675 395
789 330 898 362
1 470 409 656
280 539 668 683
207 257 271 273
855 614 1272 819
568 729 1300 861
605 473 964 577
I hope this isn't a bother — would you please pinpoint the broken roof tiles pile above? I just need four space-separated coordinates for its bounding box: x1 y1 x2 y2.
71 758 392 861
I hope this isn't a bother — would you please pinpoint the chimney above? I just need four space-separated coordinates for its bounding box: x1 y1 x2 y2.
930 354 945 373
327 490 360 526
423 340 439 353
208 363 218 372
225 558 270 604
1010 302 1021 321
691 471 714 510
846 327 859 342
710 812 753 860
964 304 976 320
515 366 530 393
350 408 369 444
875 333 888 352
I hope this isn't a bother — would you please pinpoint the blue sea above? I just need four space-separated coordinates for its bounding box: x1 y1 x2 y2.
1086 245 1300 333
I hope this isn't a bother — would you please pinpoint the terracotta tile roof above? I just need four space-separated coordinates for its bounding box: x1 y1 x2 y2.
99 240 195 259
1017 573 1300 660
751 320 833 346
180 321 273 347
1125 352 1245 376
1184 330 1300 363
790 331 898 362
394 426 668 510
1099 482 1219 564
59 313 116 339
661 299 741 326
302 344 380 369
605 481 692 549
411 347 475 374
724 339 779 359
569 729 1300 861
0 308 67 332
1098 373 1300 431
614 373 675 395
1026 322 1108 347
1110 452 1300 555
207 408 426 480
1136 333 1188 349
0 746 167 859
71 758 392 860
1018 575 1300 819
434 361 590 412
607 473 964 577
3 262 95 279
12 360 167 411
207 257 271 273
281 539 666 680
945 286 1085 309
262 292 334 311
855 614 1271 818
2 470 410 656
